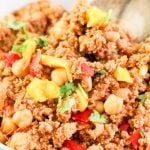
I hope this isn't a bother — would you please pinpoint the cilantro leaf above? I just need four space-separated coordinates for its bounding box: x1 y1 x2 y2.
12 44 26 52
35 36 49 47
7 20 26 30
59 82 76 98
138 93 147 105
140 130 145 139
59 97 75 114
98 69 106 76
89 110 107 124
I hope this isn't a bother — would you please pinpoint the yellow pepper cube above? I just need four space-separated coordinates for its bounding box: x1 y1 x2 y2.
45 81 60 99
139 64 148 76
41 55 72 82
22 39 37 61
26 78 47 102
76 84 88 112
114 66 133 83
86 7 107 27
26 78 60 103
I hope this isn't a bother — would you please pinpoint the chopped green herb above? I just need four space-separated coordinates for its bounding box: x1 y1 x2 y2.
59 82 76 98
140 130 145 139
12 44 26 52
89 110 107 124
98 69 106 76
7 20 26 30
138 93 147 105
35 36 49 47
148 81 150 85
58 97 75 114
103 9 112 24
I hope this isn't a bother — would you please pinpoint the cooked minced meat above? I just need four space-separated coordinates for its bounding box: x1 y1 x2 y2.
0 0 150 150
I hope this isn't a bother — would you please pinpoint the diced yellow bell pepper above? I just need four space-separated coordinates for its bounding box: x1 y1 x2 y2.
139 64 148 76
22 39 37 61
114 66 133 83
41 55 72 82
26 78 60 103
76 84 88 112
86 7 107 27
45 81 60 99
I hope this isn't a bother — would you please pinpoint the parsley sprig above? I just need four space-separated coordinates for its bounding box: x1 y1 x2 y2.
7 20 26 30
59 82 76 98
89 110 107 124
138 93 147 105
98 69 106 76
58 82 76 114
58 97 75 114
11 44 27 53
7 20 29 39
34 36 49 48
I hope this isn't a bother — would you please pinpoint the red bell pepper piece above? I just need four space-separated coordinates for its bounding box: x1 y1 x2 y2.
130 129 141 149
15 128 24 133
63 139 86 150
119 121 130 131
2 104 14 117
80 63 94 76
72 109 93 123
4 53 20 67
29 51 42 77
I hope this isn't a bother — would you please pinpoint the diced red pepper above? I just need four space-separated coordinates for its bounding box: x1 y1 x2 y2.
63 139 86 150
72 109 93 123
119 121 130 131
4 53 20 67
29 51 42 77
130 129 141 149
80 63 94 76
15 128 24 133
2 104 14 117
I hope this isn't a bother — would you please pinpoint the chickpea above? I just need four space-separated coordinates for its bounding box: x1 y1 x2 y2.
12 59 29 77
104 94 123 115
1 117 17 134
12 109 33 128
52 18 68 39
95 101 104 113
105 31 120 42
0 130 7 143
8 132 30 150
114 88 130 99
51 68 68 86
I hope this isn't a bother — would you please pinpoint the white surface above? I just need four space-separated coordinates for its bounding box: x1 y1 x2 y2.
0 0 36 19
0 0 93 19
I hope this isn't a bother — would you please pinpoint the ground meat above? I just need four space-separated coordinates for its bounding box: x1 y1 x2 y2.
27 12 47 35
0 24 15 52
8 132 31 150
87 144 104 150
86 124 104 140
52 122 77 147
0 0 150 149
0 80 9 110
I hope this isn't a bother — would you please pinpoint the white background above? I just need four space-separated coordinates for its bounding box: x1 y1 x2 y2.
0 0 93 19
